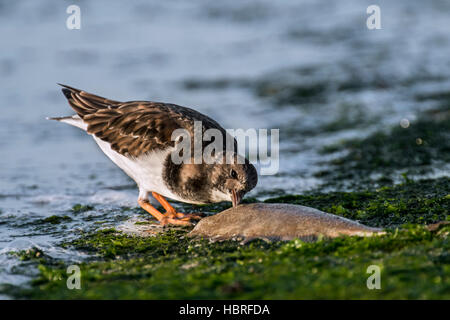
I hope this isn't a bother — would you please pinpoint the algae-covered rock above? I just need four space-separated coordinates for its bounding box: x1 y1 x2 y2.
189 203 383 242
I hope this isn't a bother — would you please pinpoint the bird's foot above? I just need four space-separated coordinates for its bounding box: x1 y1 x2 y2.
174 212 204 221
159 216 193 226
160 211 203 226
138 198 192 227
143 192 204 226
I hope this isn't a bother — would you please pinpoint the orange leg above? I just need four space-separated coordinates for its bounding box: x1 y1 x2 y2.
151 192 203 221
151 192 177 218
138 198 191 226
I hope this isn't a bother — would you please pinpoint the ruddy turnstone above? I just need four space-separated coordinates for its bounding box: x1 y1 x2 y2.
49 84 258 226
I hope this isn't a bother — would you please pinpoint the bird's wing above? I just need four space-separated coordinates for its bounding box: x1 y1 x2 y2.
59 84 232 157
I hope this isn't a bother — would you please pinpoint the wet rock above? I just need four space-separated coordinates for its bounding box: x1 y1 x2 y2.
189 203 383 242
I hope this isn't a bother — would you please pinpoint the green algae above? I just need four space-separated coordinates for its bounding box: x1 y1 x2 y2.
38 215 72 225
6 178 449 300
255 80 328 105
9 247 46 261
11 224 450 299
72 204 95 213
316 115 450 189
279 103 380 143
265 178 450 228
4 109 450 299
4 103 449 299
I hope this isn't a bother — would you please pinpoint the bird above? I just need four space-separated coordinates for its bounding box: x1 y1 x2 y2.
49 84 258 226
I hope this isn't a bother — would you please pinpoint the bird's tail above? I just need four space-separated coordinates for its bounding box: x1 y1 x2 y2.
46 114 87 130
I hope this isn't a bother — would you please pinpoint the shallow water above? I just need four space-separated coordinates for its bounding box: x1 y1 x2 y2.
1 0 450 294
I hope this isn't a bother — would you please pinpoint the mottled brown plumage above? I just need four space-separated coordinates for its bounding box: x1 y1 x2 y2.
52 84 258 226
59 84 230 158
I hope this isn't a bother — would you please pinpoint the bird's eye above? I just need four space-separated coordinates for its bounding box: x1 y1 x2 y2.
230 169 238 179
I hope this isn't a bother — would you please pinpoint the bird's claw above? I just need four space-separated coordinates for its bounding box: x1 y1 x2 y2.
176 213 204 221
159 212 204 226
159 216 192 226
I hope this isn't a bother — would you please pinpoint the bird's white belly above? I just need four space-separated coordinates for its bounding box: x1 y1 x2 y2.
92 136 183 201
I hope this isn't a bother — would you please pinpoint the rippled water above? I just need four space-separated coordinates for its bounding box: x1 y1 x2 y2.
1 0 450 295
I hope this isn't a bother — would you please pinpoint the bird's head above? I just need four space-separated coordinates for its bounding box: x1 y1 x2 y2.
208 152 258 207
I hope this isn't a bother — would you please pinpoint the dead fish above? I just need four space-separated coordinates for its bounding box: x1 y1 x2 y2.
189 203 384 242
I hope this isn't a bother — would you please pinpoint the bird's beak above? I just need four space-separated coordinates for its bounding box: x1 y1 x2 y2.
231 189 242 208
